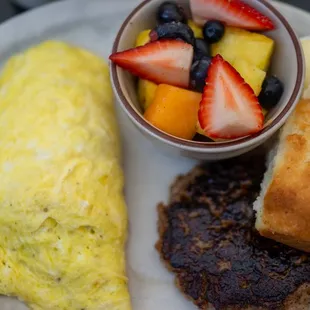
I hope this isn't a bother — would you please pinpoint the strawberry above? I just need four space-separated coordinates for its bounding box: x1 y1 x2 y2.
109 40 193 88
190 0 275 31
198 55 264 139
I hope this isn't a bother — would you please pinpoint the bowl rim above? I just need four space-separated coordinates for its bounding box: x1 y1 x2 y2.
110 0 304 152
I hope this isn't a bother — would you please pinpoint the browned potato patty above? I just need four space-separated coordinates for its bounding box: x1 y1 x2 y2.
156 156 310 310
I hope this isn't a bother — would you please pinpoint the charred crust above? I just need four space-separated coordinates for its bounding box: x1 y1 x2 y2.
156 157 310 310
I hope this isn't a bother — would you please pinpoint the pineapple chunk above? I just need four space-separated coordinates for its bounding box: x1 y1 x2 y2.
144 84 201 140
135 29 151 47
212 27 274 71
188 20 203 39
233 59 266 96
196 122 205 136
138 79 158 111
262 108 268 116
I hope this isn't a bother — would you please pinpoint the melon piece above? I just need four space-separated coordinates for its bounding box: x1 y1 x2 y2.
144 84 201 140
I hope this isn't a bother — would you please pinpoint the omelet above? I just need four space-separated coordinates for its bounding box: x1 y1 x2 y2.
0 41 130 310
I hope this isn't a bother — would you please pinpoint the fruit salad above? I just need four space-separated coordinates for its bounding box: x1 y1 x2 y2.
110 0 284 141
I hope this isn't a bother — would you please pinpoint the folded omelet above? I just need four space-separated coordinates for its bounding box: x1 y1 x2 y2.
0 41 130 309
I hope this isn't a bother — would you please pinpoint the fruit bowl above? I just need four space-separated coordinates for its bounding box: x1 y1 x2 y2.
110 0 304 160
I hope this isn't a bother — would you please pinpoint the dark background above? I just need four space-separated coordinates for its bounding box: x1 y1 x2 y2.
0 0 310 23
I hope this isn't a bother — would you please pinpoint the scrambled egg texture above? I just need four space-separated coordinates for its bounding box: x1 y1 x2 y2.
0 41 130 310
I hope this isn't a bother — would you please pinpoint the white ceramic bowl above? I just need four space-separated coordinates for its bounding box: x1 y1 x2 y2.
110 0 304 160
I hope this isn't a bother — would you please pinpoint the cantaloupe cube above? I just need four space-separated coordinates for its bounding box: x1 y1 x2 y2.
144 84 201 140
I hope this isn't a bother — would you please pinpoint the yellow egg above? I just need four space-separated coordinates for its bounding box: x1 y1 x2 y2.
0 41 130 310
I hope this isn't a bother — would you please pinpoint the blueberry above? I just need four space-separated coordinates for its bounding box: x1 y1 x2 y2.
203 20 225 44
258 76 284 109
150 22 195 45
194 38 211 62
157 1 187 24
190 56 212 93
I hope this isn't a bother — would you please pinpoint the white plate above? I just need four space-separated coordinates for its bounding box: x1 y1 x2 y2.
0 1 309 309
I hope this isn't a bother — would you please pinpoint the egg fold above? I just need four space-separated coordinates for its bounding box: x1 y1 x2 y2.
0 41 130 310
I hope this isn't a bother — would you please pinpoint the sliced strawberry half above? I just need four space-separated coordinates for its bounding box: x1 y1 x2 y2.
190 0 275 31
198 55 264 139
109 40 193 88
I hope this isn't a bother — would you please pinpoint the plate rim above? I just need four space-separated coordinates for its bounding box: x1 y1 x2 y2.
0 0 310 46
0 0 309 309
0 0 309 63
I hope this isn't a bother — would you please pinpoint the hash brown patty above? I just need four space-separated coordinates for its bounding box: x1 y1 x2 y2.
156 157 310 310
